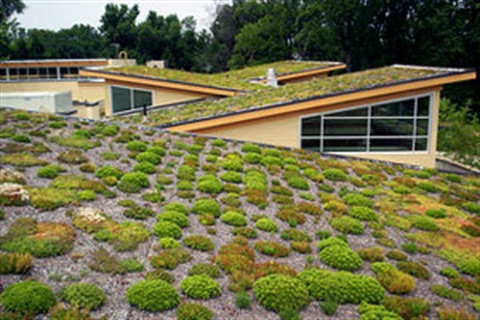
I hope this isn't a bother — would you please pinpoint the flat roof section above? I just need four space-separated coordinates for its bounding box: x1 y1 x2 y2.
115 64 475 129
0 58 109 68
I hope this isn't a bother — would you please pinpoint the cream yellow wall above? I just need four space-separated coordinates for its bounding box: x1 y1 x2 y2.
0 81 81 100
198 90 441 168
104 81 213 117
78 82 106 103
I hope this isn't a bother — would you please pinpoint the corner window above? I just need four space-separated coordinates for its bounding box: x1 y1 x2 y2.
300 94 432 153
111 86 153 114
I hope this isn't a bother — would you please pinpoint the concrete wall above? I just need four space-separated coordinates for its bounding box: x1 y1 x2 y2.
1 81 81 100
198 90 441 168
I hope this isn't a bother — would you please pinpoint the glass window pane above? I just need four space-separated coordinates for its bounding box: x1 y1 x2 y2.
371 119 414 136
417 97 430 116
323 139 367 152
301 116 321 136
112 86 132 113
325 107 368 117
48 67 57 79
133 90 152 109
415 138 428 151
301 139 320 152
416 119 429 136
372 99 414 117
0 68 6 80
324 119 368 136
28 68 38 79
370 138 413 151
39 68 47 78
18 68 27 79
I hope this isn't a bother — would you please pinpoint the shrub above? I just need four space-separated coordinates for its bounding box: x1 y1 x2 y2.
397 261 430 280
275 206 307 225
117 172 149 193
192 198 221 217
177 303 214 320
291 241 312 254
437 307 476 320
383 296 430 320
253 274 310 313
38 164 65 179
321 300 338 316
255 218 278 232
101 124 120 136
243 152 263 164
121 258 145 272
136 151 162 165
89 248 125 275
430 284 463 301
157 211 190 228
126 141 148 152
144 270 174 283
235 291 251 309
220 211 247 227
57 149 88 164
60 283 106 310
261 156 283 167
220 171 243 183
0 281 56 314
164 202 189 215
371 262 416 294
183 235 214 251
159 237 181 249
133 161 156 174
48 304 93 320
401 242 418 254
123 206 155 220
330 216 364 235
418 182 438 193
410 215 439 231
287 175 310 190
387 250 408 261
426 208 447 219
440 267 460 279
95 165 123 179
180 275 221 299
242 142 261 154
280 228 312 242
197 174 223 194
150 248 192 270
462 202 480 214
358 247 384 262
153 221 182 239
297 268 384 304
343 193 374 207
232 227 257 239
349 206 378 221
0 252 33 274
323 168 347 181
318 240 363 271
358 302 403 320
449 277 480 294
254 241 290 257
126 280 179 311
188 263 221 278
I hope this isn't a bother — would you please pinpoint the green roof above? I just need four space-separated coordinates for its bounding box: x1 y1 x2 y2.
108 60 339 91
118 65 465 127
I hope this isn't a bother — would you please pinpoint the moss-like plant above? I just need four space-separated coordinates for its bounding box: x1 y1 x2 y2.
323 168 347 181
221 211 247 226
192 198 221 217
180 275 222 299
330 216 364 235
0 280 56 314
371 262 416 294
254 241 290 257
197 174 223 194
60 283 106 310
126 280 179 311
348 206 378 221
183 235 215 251
150 248 192 270
177 302 214 320
153 221 182 239
318 238 362 271
117 172 150 193
255 218 278 232
253 274 310 313
157 211 190 228
0 252 33 274
188 263 221 278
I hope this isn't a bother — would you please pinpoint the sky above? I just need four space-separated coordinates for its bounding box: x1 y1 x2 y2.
15 0 230 31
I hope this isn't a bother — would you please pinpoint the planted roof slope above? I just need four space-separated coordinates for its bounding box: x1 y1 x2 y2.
1 108 480 319
119 65 474 127
107 60 341 91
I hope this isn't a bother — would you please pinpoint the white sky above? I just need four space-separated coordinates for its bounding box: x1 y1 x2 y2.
15 0 230 31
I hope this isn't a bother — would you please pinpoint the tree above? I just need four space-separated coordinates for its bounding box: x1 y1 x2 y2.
0 0 25 23
0 0 25 58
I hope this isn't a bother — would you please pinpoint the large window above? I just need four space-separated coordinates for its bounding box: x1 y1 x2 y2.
111 85 153 114
300 94 432 153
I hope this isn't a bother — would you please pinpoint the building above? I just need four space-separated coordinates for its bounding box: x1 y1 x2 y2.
1 58 476 168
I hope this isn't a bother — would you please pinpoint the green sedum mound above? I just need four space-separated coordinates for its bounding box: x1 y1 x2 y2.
330 216 365 234
180 275 222 299
221 211 247 226
126 280 179 312
318 237 363 271
253 274 310 313
358 302 402 320
0 280 56 314
153 221 183 239
349 206 378 221
297 268 384 304
60 282 106 310
177 302 214 320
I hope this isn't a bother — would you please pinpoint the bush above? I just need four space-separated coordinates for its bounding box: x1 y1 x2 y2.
150 248 191 270
38 164 65 179
180 275 222 299
430 284 463 301
371 262 416 294
410 215 439 231
197 174 223 194
343 193 374 207
177 303 214 320
126 141 148 152
358 302 402 320
243 152 263 164
183 235 214 251
164 202 189 215
0 252 33 274
121 258 144 272
123 206 155 220
437 307 477 320
188 263 221 278
462 202 480 214
157 211 190 228
321 300 338 316
236 291 251 309
0 281 56 314
383 296 430 320
220 171 243 183
153 221 182 239
159 237 181 249
401 242 418 254
397 261 430 280
275 206 307 225
449 277 480 294
126 280 179 311
136 151 162 165
418 182 438 193
440 267 460 279
349 206 378 221
330 216 365 235
221 211 247 226
254 241 290 257
242 142 261 154
323 168 347 181
232 227 257 239
255 218 278 232
95 165 123 179
133 161 157 174
425 208 447 219
297 268 384 304
287 175 310 190
318 240 363 271
117 172 150 193
387 250 408 261
253 274 310 313
358 247 384 262
60 283 106 310
144 270 174 283
281 228 312 242
192 198 221 217
101 124 120 136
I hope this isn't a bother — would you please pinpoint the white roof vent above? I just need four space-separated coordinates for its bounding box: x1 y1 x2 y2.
266 68 278 88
